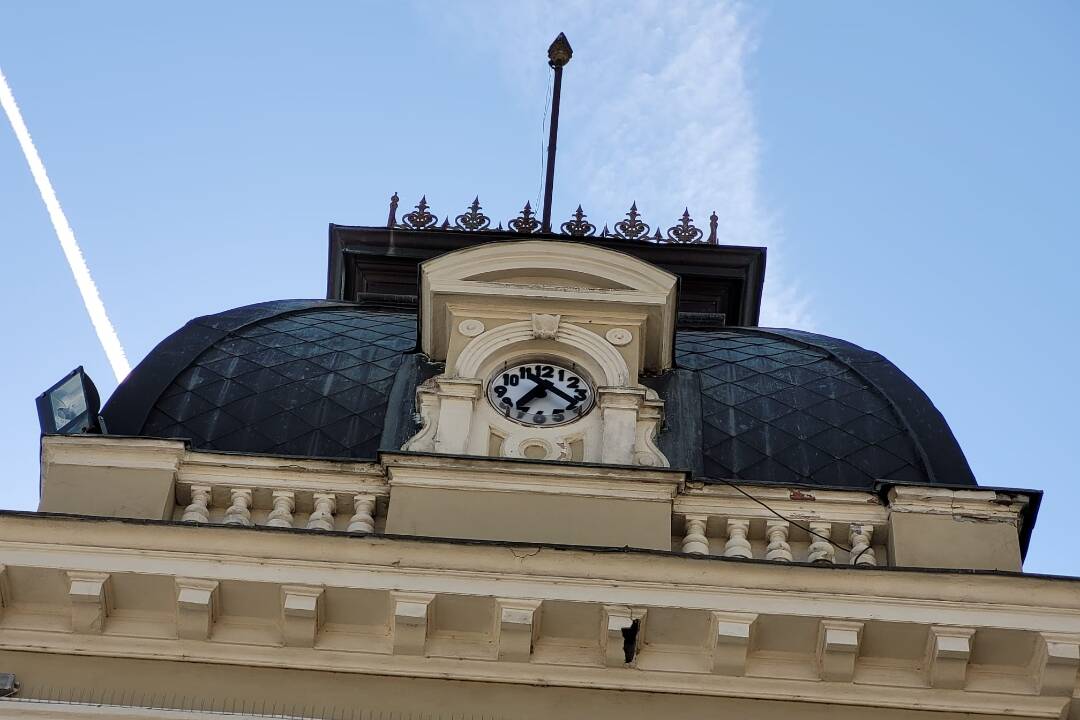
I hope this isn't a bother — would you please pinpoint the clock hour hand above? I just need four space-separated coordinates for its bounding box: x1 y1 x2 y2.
527 372 577 404
515 379 547 409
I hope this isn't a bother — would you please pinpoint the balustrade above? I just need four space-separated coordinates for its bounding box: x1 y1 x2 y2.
306 493 337 531
677 514 882 566
347 495 377 534
223 489 253 527
681 516 709 555
181 485 211 523
765 520 792 562
722 519 753 559
849 524 876 566
806 521 835 564
267 491 296 528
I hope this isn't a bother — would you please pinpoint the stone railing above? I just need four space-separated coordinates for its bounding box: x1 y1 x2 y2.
674 483 889 565
39 436 1032 573
173 451 387 534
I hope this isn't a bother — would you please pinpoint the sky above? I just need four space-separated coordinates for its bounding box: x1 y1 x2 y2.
0 1 1077 573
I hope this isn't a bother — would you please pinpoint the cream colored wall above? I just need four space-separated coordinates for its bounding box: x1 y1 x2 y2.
890 513 1022 571
386 486 672 550
35 436 1034 573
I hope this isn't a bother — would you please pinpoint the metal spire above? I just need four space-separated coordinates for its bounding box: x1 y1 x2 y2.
541 33 573 234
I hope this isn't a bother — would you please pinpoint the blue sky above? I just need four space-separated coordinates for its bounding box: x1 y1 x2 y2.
1 1 1076 573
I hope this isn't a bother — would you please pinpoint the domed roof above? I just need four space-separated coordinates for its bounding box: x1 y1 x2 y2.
102 300 975 489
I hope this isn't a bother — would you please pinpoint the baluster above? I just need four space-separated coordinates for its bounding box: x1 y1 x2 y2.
306 493 337 531
181 485 212 523
267 491 296 528
347 494 377 534
681 515 710 555
723 519 753 559
807 521 835 564
765 520 792 562
848 524 877 566
223 489 253 526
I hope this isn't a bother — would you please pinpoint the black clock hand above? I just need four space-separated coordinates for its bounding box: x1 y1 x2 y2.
515 377 547 409
528 373 578 404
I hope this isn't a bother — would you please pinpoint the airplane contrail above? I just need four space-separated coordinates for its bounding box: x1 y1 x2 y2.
0 66 131 382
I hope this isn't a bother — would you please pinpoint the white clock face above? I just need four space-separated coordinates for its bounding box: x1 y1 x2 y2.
488 362 594 426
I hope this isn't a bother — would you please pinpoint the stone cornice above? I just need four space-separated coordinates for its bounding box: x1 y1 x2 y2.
0 513 1078 719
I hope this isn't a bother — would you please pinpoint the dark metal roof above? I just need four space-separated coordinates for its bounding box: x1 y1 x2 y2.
102 300 430 460
103 301 974 489
648 328 975 488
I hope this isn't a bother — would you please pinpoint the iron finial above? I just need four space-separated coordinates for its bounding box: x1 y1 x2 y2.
387 192 399 228
455 196 491 231
560 205 596 237
665 207 704 243
401 195 438 229
547 33 573 68
509 201 541 234
708 211 719 244
613 201 650 241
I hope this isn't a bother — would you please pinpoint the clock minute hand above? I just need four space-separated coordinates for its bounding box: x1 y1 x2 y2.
530 374 577 404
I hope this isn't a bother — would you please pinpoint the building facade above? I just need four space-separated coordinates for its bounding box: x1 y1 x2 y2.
0 200 1070 720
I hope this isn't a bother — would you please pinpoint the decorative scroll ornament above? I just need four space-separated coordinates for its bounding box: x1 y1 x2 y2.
508 201 541 234
454 196 491 231
531 313 561 340
666 208 704 243
613 202 650 240
560 205 596 236
401 195 438 229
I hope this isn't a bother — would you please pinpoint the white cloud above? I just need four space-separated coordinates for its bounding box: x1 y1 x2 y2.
432 0 811 329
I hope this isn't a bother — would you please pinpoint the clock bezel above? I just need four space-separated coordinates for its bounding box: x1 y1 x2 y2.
486 359 596 428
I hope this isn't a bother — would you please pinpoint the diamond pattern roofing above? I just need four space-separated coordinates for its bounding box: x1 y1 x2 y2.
102 301 974 489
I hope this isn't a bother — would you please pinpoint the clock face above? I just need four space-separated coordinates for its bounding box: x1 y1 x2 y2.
488 362 594 426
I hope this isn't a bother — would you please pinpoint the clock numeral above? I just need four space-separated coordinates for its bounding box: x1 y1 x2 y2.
557 368 565 381
493 385 507 398
567 377 580 389
574 388 588 401
502 373 519 387
552 409 564 422
533 411 546 424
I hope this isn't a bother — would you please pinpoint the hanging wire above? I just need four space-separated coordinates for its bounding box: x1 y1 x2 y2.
704 475 874 565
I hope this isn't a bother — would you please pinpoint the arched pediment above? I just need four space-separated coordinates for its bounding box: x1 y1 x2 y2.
426 240 676 294
419 241 678 374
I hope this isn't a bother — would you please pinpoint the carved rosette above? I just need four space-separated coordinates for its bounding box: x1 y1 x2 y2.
458 319 486 338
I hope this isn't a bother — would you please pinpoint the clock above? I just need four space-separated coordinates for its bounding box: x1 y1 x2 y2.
487 362 594 426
